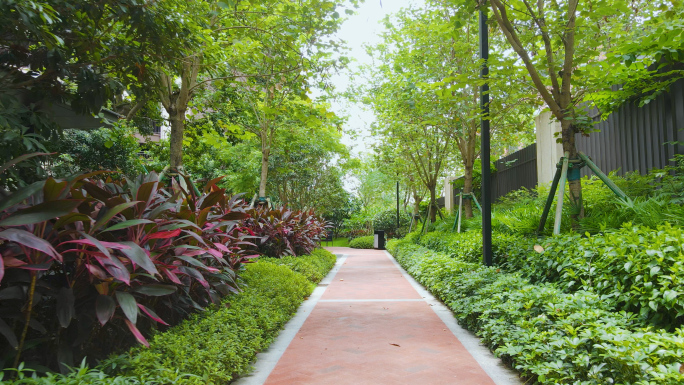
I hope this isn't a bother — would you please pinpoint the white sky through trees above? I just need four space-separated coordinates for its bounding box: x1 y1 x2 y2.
323 0 424 157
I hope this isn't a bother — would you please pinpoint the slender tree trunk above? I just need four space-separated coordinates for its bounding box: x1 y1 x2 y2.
560 119 583 222
428 185 437 223
258 148 270 198
463 160 475 218
412 189 423 216
169 111 186 168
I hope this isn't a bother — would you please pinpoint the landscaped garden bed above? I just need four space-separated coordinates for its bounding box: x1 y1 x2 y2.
387 238 684 384
0 165 334 383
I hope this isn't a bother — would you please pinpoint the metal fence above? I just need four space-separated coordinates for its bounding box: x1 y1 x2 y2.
449 78 684 205
490 143 538 200
577 78 684 177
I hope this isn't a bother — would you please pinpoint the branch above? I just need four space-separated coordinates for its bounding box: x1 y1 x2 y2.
125 98 148 120
560 0 579 109
521 0 561 100
488 0 562 118
188 65 303 93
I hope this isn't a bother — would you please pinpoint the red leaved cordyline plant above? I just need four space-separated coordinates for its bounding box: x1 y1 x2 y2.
0 162 254 372
243 206 328 258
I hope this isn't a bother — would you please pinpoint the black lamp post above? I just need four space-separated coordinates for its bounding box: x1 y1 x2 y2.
479 7 493 267
396 181 400 230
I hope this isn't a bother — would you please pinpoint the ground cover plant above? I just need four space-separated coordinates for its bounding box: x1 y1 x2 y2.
348 236 374 249
1 249 337 384
387 239 684 384
259 249 337 283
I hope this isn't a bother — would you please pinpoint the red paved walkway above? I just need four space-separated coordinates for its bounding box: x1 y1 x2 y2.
263 247 496 385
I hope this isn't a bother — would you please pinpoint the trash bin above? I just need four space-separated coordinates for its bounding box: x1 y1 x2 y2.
373 230 385 250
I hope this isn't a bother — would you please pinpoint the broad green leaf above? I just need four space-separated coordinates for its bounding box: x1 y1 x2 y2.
115 291 138 324
0 200 82 227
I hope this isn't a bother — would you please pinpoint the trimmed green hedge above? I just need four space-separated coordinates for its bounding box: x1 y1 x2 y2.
122 261 313 384
349 235 374 249
3 250 337 384
387 239 684 384
259 249 337 283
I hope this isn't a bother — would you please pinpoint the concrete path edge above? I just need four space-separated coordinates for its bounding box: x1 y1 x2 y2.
383 250 521 385
233 253 349 385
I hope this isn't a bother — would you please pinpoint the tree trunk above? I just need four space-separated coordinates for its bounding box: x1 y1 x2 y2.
169 111 185 168
412 191 422 216
561 119 584 223
463 161 475 218
258 147 270 197
428 185 437 223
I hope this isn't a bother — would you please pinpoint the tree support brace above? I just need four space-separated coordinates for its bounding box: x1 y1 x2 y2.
536 152 630 236
451 192 483 233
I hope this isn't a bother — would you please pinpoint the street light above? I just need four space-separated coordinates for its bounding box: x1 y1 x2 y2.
479 7 493 267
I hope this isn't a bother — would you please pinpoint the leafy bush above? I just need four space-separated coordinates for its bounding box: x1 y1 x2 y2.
500 223 684 330
348 236 374 249
0 171 253 371
49 125 144 177
259 249 336 283
371 208 410 238
416 230 533 264
387 239 684 384
119 261 314 384
243 206 328 257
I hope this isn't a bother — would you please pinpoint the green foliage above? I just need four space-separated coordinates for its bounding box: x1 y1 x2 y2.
416 230 534 265
4 250 336 384
0 359 196 384
259 249 337 283
49 124 143 177
372 208 410 237
388 239 684 384
500 223 684 330
348 236 374 249
120 261 313 384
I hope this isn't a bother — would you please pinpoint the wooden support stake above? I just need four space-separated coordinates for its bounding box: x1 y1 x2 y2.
553 152 569 235
537 165 562 235
457 193 463 233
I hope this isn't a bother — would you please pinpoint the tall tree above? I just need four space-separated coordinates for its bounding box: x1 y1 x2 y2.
0 0 190 188
226 1 351 197
465 0 666 221
364 5 534 218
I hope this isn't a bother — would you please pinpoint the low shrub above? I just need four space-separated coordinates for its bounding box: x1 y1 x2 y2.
387 239 684 384
416 230 534 264
259 249 337 283
243 206 328 257
119 261 313 384
349 236 374 249
500 223 684 330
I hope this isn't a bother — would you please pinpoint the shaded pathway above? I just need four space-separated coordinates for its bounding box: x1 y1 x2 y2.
237 248 520 385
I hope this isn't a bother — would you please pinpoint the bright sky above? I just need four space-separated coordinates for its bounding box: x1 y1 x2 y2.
325 0 424 158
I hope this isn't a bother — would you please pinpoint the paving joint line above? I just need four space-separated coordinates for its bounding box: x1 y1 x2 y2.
318 299 424 302
382 250 522 385
233 253 348 385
